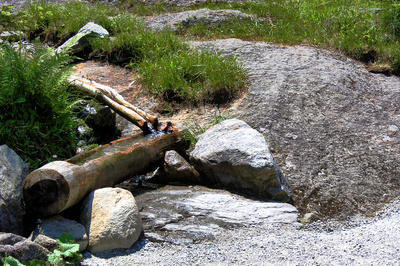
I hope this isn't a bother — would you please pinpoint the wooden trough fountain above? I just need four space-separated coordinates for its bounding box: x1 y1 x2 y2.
23 76 184 217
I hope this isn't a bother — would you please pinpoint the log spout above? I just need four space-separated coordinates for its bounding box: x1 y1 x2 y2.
68 75 158 133
23 131 183 217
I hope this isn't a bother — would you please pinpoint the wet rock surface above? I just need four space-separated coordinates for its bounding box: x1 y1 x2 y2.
193 39 400 219
133 185 298 244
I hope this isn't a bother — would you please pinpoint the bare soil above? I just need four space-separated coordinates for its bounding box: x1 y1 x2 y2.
72 60 234 135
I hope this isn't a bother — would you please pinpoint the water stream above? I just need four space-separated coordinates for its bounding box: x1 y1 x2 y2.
74 130 168 166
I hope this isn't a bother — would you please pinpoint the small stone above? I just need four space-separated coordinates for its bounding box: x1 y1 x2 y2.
28 215 88 252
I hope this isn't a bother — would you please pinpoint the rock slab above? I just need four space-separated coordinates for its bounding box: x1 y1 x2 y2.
136 185 298 244
79 187 142 253
0 145 28 235
193 39 400 219
190 118 290 202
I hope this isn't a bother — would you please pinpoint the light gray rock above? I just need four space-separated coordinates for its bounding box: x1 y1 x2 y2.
28 215 88 252
0 145 28 235
146 8 253 31
79 187 142 253
193 39 400 219
0 31 24 41
190 119 290 202
135 185 298 244
57 22 109 54
0 233 50 264
122 0 265 7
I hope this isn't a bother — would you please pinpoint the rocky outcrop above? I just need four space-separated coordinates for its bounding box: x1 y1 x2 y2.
135 185 298 244
0 233 50 264
120 0 264 7
190 119 290 202
0 145 28 235
146 8 253 31
57 22 109 54
79 187 142 253
28 215 88 252
193 39 400 219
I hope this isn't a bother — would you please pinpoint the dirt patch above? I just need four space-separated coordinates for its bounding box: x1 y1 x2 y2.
72 60 232 135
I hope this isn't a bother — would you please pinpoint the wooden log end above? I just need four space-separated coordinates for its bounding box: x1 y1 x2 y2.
23 168 70 217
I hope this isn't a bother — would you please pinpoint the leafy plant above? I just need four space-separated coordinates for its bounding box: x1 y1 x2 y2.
47 234 83 265
2 254 25 266
0 6 15 29
0 42 78 169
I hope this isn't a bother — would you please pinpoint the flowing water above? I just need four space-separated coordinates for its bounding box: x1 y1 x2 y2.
75 130 168 166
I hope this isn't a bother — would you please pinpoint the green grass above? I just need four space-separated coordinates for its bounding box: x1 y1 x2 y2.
120 0 400 73
8 1 247 105
138 49 246 104
168 0 400 73
183 111 232 150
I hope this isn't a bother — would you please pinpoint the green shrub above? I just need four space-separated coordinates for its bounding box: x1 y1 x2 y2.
0 6 15 30
0 43 78 169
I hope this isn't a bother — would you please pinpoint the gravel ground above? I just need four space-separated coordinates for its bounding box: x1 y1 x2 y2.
81 197 400 265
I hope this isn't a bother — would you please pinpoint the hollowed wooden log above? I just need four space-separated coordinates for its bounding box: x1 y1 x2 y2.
68 75 158 133
23 131 183 217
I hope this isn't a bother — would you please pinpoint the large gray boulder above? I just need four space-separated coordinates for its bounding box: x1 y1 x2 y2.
28 215 88 252
79 187 142 253
0 233 50 264
57 22 109 54
190 119 290 202
0 145 28 235
193 39 400 219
